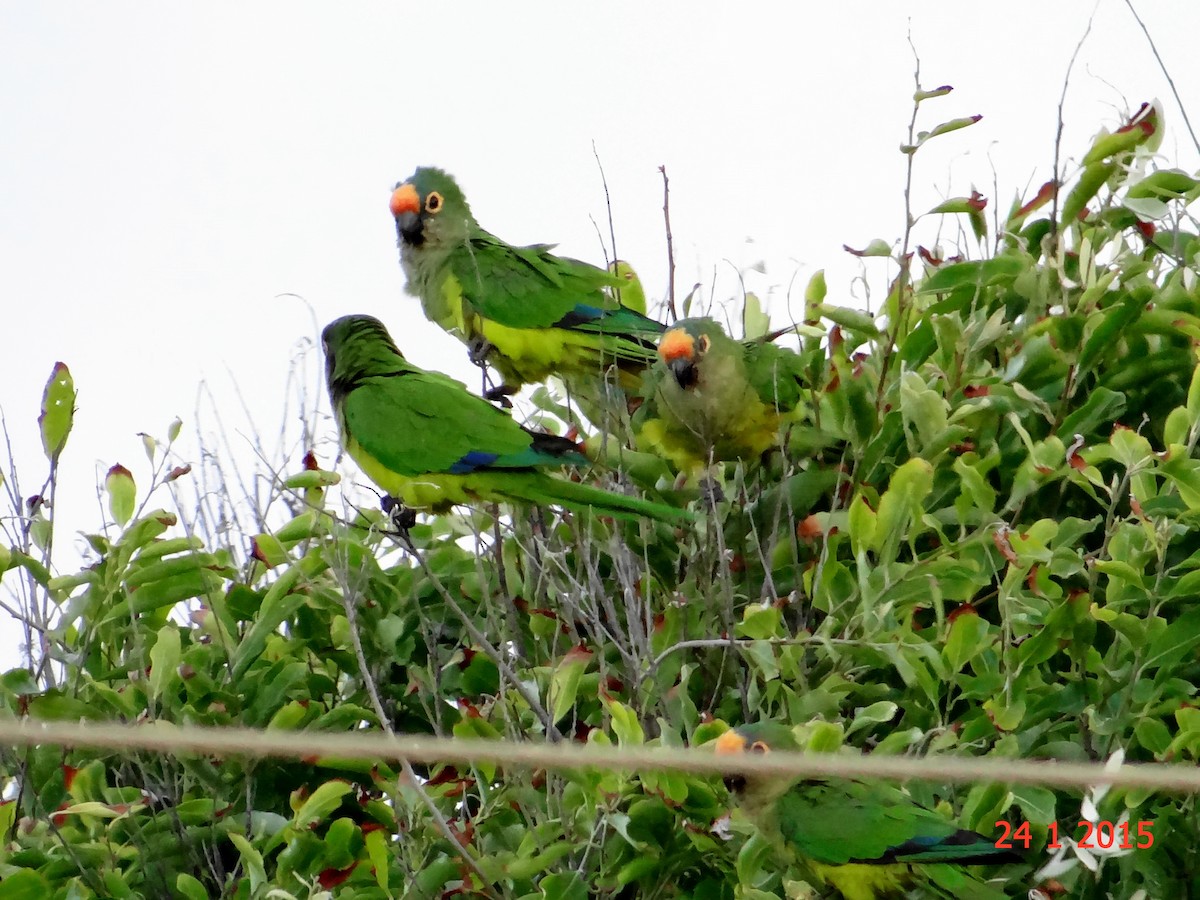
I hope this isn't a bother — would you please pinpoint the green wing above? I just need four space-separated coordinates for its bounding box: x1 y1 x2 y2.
743 339 807 412
776 781 1007 867
450 232 664 350
341 370 575 477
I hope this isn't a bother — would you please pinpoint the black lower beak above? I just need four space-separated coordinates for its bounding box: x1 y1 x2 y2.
668 357 698 389
395 211 424 246
722 774 746 793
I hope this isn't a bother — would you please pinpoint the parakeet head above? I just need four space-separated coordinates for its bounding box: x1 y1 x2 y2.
657 318 726 389
390 167 474 250
608 259 647 315
322 314 405 388
714 722 800 794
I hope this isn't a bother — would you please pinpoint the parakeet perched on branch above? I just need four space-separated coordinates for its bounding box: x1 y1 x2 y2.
715 723 1022 900
633 318 807 472
323 314 691 523
389 167 664 409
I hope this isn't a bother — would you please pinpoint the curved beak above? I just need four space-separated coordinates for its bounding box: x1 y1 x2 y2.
658 328 698 389
668 357 698 389
713 729 750 793
390 183 424 246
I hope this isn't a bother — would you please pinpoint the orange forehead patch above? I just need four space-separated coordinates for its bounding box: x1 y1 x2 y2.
389 183 420 217
713 730 748 756
658 329 695 363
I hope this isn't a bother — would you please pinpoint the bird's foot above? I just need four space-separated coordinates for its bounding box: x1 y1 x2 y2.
484 383 519 407
698 476 726 509
381 494 417 532
467 336 495 367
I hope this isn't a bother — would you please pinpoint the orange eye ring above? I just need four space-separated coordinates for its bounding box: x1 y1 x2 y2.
425 191 444 214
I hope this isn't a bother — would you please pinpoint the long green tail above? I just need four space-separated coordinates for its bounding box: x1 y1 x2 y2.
516 473 694 524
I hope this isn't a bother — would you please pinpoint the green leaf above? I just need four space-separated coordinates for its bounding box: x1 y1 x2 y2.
1126 168 1200 201
1135 718 1172 755
922 114 982 141
0 869 52 900
365 827 389 890
232 559 317 680
1010 786 1056 825
742 291 770 340
1061 161 1116 224
175 874 208 900
148 624 181 702
105 464 137 527
227 832 267 893
847 494 877 556
294 780 354 830
549 645 594 724
918 256 1025 293
846 701 898 736
844 238 892 257
539 872 588 900
1142 606 1200 674
809 303 880 337
874 458 934 552
38 362 75 464
943 612 990 673
604 698 644 746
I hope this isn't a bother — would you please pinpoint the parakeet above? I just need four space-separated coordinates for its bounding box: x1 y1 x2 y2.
633 318 807 472
322 315 691 523
715 723 1022 900
389 167 665 405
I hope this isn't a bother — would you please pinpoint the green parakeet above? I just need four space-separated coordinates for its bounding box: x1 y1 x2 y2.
389 167 664 406
716 724 1022 900
323 315 691 523
633 318 806 472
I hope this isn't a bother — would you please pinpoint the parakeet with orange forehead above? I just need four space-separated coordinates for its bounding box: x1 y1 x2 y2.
323 314 692 524
389 167 664 406
715 723 1022 900
633 318 807 472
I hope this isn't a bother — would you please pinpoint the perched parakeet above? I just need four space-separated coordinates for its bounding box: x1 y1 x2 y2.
322 315 691 523
389 167 665 405
633 318 806 472
715 724 1022 900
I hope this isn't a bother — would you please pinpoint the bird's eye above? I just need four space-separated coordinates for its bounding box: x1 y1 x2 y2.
426 191 443 214
698 335 711 353
750 740 769 755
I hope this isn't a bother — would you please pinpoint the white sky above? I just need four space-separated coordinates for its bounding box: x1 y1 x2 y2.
2 4 1198 622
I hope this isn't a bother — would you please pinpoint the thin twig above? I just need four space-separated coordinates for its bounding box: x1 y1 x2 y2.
870 28 923 417
659 165 677 322
592 142 619 268
1123 0 1200 156
1048 6 1097 250
490 506 526 658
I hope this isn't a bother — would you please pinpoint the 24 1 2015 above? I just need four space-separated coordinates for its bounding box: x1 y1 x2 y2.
994 819 1154 850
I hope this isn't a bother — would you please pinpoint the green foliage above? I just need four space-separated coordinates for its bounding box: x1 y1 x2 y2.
3 95 1200 899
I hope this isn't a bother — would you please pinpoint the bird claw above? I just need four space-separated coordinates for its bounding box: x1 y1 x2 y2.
381 495 417 531
698 477 726 508
484 384 519 407
467 336 494 367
